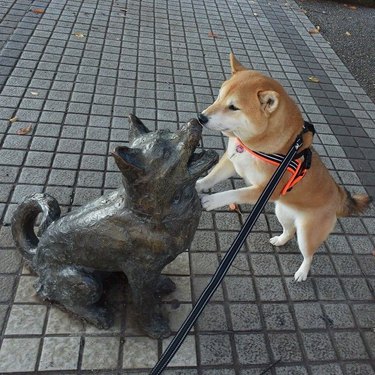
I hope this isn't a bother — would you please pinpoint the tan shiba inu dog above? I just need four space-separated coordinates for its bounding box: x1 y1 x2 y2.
196 53 371 281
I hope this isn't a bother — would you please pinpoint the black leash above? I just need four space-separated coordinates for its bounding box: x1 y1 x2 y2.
149 134 304 375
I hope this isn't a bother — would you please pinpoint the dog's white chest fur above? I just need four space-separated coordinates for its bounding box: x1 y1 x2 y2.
227 138 264 186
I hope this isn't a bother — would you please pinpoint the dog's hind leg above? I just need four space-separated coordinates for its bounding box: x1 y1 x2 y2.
270 202 296 246
36 266 112 328
294 213 336 282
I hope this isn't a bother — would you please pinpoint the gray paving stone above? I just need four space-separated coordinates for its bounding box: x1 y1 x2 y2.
230 303 262 331
310 364 343 375
294 302 325 329
81 336 120 370
190 230 217 252
235 333 269 365
0 149 26 166
315 278 346 300
202 370 235 375
199 334 233 366
352 304 375 328
341 278 373 300
0 338 41 373
250 254 280 275
0 249 21 273
363 331 375 360
255 277 286 301
323 303 355 328
77 170 104 188
39 336 80 371
224 276 256 302
53 153 81 170
5 304 46 335
80 154 106 170
25 151 53 167
302 332 336 361
334 331 369 360
343 363 375 375
0 183 13 203
18 167 49 185
57 138 83 153
48 169 77 186
190 253 219 275
275 366 308 375
0 275 16 302
197 303 228 331
262 303 295 331
269 332 303 362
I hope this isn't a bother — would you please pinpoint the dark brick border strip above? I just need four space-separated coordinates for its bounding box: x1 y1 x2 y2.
259 2 375 198
0 0 47 91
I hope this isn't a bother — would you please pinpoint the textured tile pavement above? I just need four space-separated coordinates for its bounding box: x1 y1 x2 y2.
0 0 375 373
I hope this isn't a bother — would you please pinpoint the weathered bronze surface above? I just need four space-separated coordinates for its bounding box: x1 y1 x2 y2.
12 115 218 338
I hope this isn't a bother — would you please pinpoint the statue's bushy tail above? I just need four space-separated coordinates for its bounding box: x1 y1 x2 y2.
11 193 61 261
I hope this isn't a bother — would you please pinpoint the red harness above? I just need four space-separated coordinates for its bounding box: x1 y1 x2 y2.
235 131 313 196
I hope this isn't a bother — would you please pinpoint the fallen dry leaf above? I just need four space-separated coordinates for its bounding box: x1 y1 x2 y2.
17 125 32 135
308 26 320 34
229 203 242 216
32 8 45 14
73 32 86 38
344 4 357 10
309 27 320 34
9 116 18 123
308 76 320 83
208 31 218 38
345 31 351 36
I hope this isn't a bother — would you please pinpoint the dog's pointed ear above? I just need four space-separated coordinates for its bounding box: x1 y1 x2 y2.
230 52 246 74
111 146 145 179
128 114 150 142
258 90 279 116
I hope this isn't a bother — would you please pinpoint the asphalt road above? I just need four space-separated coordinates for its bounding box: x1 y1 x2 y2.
294 0 375 102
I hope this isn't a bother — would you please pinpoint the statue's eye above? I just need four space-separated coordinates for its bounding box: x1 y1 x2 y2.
172 192 182 204
228 104 239 111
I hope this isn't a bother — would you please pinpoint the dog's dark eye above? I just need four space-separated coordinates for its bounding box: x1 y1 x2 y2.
229 104 239 111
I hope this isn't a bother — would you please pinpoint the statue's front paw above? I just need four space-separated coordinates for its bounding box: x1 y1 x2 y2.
141 313 171 339
156 275 176 296
201 194 222 211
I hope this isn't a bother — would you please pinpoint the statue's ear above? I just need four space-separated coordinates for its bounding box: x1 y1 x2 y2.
128 114 150 142
230 52 247 75
112 146 144 179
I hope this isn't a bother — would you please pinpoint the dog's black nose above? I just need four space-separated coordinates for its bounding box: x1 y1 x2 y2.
198 113 209 125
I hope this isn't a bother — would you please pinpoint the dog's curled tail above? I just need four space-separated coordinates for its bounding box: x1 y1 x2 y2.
337 187 372 217
11 193 61 261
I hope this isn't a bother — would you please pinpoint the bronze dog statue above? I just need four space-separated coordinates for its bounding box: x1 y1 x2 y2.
12 115 218 338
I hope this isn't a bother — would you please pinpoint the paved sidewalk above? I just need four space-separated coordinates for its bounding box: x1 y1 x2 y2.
0 0 374 374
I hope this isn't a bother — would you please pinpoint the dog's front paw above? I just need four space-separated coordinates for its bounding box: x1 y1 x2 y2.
196 178 208 193
201 194 222 211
